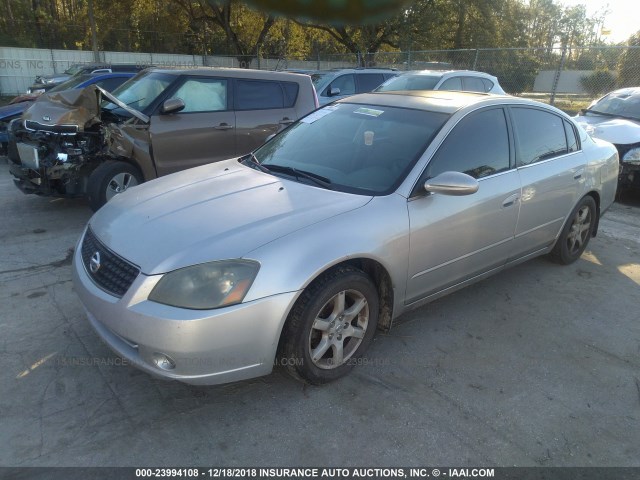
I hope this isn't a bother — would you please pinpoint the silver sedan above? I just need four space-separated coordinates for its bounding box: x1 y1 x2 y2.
72 91 619 385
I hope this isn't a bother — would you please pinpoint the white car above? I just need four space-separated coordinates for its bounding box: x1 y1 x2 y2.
376 69 506 94
574 87 640 192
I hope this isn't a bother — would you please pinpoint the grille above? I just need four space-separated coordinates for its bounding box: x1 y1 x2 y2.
81 228 140 298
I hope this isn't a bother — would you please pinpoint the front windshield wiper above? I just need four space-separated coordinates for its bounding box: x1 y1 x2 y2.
264 164 333 190
242 155 332 189
582 108 640 122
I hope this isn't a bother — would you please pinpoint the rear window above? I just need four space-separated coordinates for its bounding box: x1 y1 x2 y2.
235 79 284 110
281 81 299 108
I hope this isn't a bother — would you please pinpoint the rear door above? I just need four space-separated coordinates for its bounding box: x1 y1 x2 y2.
233 78 297 154
149 76 235 176
406 107 520 303
509 107 584 257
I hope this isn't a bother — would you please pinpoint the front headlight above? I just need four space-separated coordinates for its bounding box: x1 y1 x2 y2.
148 260 259 310
622 147 640 164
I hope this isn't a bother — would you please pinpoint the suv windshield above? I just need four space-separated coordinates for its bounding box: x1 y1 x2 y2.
103 71 174 114
377 74 441 92
48 74 94 93
253 103 449 195
587 90 640 121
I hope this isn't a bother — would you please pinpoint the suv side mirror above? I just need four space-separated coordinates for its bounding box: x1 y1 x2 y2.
424 171 479 196
161 98 185 115
328 87 341 97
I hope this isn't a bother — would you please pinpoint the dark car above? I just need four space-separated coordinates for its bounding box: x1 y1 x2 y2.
8 68 318 210
27 63 148 95
1 72 136 156
574 87 640 192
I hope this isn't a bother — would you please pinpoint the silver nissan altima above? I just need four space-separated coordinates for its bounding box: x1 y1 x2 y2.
72 91 619 385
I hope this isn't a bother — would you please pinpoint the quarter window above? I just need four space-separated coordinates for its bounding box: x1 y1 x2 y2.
439 77 462 91
423 108 510 181
235 79 284 110
171 78 227 113
462 76 486 92
564 120 579 152
511 108 568 166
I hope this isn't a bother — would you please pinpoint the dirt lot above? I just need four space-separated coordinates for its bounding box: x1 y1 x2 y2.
0 159 639 467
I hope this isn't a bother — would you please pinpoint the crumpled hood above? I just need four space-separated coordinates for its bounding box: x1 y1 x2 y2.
89 159 372 275
574 114 640 145
22 85 100 130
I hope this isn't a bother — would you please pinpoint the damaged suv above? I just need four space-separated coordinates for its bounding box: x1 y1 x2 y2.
8 68 318 210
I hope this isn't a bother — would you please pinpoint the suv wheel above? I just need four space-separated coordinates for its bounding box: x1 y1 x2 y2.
87 161 142 211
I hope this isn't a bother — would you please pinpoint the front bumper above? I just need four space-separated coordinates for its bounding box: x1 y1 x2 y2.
72 238 300 385
619 162 640 190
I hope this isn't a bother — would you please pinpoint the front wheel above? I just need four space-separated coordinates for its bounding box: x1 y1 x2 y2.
550 196 597 265
87 161 142 211
279 266 379 384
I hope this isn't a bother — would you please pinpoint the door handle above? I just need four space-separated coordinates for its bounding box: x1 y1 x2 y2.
502 193 519 208
573 169 584 180
213 123 233 130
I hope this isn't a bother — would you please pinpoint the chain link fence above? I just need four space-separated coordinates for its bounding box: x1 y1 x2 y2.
1 45 639 111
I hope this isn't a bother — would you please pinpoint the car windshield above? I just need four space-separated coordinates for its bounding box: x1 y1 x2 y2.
103 71 174 114
587 90 640 121
253 102 449 195
377 74 441 92
63 64 84 75
48 74 94 93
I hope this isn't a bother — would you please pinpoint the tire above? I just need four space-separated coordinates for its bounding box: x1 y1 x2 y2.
550 195 597 265
279 266 379 385
87 161 142 212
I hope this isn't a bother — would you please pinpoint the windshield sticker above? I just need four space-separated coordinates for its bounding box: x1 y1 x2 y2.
354 107 384 117
301 104 339 124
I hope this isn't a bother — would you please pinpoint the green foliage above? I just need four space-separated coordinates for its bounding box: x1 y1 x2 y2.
580 70 616 97
616 31 640 88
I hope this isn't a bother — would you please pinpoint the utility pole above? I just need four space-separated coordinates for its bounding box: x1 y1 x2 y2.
88 0 100 63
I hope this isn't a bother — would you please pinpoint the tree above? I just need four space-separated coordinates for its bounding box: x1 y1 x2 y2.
616 31 640 87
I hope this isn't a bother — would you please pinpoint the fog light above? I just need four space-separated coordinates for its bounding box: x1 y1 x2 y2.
152 352 176 371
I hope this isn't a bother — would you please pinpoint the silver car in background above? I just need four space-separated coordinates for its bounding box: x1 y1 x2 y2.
72 91 618 386
376 69 506 94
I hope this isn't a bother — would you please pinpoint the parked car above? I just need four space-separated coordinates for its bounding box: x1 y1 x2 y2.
8 68 318 210
72 91 618 386
1 71 137 157
574 87 640 192
375 69 506 94
28 63 148 95
312 68 398 105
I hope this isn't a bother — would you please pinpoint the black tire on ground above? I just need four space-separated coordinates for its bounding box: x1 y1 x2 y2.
87 161 143 212
279 265 379 385
550 195 597 265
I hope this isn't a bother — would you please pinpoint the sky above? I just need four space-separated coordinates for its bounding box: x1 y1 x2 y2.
560 0 638 43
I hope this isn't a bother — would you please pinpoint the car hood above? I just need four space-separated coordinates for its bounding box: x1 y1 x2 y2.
23 85 101 131
0 101 31 121
88 159 372 275
574 114 640 145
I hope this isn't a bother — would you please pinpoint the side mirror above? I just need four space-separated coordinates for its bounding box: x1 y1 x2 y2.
328 87 341 97
424 171 479 196
161 98 185 115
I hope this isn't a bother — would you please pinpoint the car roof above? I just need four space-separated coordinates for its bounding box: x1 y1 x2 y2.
338 90 551 115
401 69 495 78
147 67 312 81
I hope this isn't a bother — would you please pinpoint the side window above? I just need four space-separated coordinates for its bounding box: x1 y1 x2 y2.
462 76 486 92
357 73 384 93
170 78 228 113
94 77 128 92
481 78 494 92
511 108 568 166
235 79 284 110
328 74 355 96
281 81 299 108
423 108 510 181
439 77 462 91
564 120 579 152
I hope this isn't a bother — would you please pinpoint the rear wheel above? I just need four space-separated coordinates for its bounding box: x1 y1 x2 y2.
550 196 596 265
279 266 379 384
87 161 142 211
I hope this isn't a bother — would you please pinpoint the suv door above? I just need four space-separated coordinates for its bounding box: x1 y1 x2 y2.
149 76 235 176
509 107 583 257
406 107 519 303
233 78 298 153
